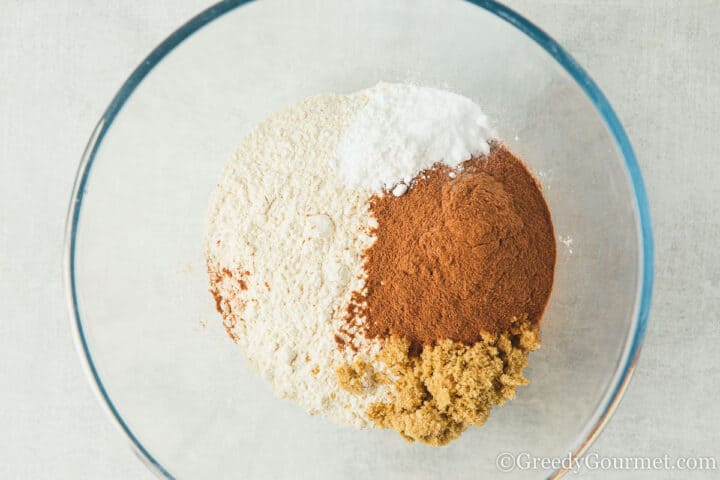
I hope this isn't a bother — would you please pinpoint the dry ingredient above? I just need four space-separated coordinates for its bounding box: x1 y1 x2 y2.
336 144 555 445
206 91 390 427
340 144 556 354
335 83 495 193
364 316 539 446
206 82 556 444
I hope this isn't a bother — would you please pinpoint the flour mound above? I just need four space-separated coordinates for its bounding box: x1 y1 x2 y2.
205 93 389 427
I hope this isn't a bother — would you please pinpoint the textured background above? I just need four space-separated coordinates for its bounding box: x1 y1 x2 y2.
1 1 718 478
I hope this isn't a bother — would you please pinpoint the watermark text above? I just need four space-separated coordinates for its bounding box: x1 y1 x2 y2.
496 452 717 474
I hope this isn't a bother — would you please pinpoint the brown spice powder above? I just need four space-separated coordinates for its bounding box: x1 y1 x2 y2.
341 144 555 353
208 264 254 342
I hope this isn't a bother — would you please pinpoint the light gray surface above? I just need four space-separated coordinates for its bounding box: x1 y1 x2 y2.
0 1 718 479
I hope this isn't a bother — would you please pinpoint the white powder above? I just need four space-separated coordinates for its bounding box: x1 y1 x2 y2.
205 92 389 427
334 83 496 192
391 183 408 197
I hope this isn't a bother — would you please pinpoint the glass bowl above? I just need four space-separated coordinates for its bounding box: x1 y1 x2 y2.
64 0 653 478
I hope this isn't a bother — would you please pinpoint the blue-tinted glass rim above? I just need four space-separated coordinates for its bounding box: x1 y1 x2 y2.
63 1 654 478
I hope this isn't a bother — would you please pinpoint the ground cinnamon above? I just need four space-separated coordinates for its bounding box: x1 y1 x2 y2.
341 144 555 353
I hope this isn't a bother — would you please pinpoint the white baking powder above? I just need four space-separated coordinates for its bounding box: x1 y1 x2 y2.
335 83 496 193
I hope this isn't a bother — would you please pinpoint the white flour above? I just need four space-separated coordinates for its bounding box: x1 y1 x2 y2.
206 83 496 427
206 92 389 427
335 83 496 192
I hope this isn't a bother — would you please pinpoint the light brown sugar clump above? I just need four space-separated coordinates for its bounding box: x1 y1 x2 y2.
341 316 540 446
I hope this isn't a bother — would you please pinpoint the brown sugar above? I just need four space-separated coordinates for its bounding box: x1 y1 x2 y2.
365 316 540 446
336 359 372 395
336 358 390 395
336 316 540 446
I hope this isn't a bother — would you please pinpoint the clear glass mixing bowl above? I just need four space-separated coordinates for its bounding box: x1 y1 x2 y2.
64 1 653 478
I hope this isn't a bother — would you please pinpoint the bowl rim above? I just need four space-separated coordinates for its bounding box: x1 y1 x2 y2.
63 1 654 478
